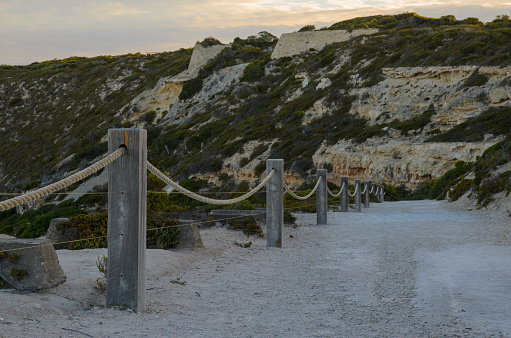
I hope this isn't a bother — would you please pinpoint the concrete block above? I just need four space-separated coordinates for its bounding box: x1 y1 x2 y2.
46 218 78 249
175 222 204 250
0 239 66 291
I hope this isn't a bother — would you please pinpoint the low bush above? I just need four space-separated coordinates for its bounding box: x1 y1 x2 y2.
428 161 473 199
66 212 179 250
227 217 263 237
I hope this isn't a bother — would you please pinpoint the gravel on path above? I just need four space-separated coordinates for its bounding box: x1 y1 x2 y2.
1 200 510 337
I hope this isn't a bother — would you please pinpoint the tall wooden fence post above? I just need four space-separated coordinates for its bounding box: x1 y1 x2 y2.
340 176 349 212
354 179 361 212
266 159 283 248
380 185 385 202
316 169 327 225
107 128 147 312
364 182 370 208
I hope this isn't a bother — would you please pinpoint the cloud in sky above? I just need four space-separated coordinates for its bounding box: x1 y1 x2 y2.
1 0 510 65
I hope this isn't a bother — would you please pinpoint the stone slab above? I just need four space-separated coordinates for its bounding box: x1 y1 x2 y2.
0 239 66 290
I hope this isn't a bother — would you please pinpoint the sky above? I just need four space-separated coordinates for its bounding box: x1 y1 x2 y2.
1 0 511 65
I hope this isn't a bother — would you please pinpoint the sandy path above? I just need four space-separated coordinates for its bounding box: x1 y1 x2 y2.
1 200 511 337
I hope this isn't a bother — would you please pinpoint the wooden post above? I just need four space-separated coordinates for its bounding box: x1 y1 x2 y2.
107 129 147 312
316 169 327 225
364 182 370 208
266 159 283 248
354 179 361 212
340 176 349 212
380 185 385 202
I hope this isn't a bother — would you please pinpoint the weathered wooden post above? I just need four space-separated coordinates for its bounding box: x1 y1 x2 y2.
371 183 375 198
107 129 147 312
379 185 385 202
316 169 327 225
354 179 361 212
340 176 349 212
376 184 381 202
266 159 283 247
364 182 370 208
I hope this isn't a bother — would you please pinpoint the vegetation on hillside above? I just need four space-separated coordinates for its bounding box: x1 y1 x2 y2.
1 12 511 233
0 49 191 190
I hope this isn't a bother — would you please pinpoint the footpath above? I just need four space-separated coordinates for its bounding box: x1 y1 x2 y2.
1 200 511 337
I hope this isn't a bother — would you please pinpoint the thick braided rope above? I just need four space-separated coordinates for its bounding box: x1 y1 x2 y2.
348 183 359 197
0 148 126 212
369 185 374 194
374 186 379 195
327 182 345 198
283 176 322 201
147 161 275 205
361 184 368 195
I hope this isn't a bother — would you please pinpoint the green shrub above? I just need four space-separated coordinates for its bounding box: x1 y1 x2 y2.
146 214 179 249
227 217 263 237
284 210 297 224
67 212 179 250
254 161 266 176
428 161 473 199
463 69 489 87
241 62 266 82
298 25 316 32
18 206 85 238
426 107 511 142
199 37 222 47
239 157 250 167
237 200 255 210
448 178 473 201
179 77 203 100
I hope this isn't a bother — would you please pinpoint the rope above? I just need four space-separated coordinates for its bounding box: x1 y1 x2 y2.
348 184 359 197
147 161 275 205
327 182 345 198
283 177 322 200
369 185 374 194
361 184 368 195
0 148 126 212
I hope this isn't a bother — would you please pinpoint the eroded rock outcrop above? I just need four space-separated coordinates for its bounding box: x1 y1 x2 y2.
313 137 503 188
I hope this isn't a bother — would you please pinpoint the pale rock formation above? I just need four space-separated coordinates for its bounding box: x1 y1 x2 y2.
271 29 379 59
163 63 248 125
350 66 511 128
187 44 229 77
316 77 332 90
124 43 231 123
313 137 503 189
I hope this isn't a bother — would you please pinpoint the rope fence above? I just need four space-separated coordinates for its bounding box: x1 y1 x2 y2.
348 183 359 197
327 182 345 198
147 162 275 206
283 176 322 200
0 148 126 212
0 128 387 314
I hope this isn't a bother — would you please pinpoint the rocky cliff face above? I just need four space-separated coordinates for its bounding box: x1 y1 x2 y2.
304 66 511 188
314 138 502 188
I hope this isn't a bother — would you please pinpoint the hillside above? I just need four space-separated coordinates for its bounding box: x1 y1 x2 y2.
1 12 511 211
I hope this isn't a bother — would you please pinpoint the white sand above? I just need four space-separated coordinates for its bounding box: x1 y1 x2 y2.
1 199 511 337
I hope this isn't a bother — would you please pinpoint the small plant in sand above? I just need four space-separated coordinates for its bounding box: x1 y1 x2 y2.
95 255 107 292
170 276 187 285
8 253 20 263
227 218 263 237
10 268 27 280
234 241 252 248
